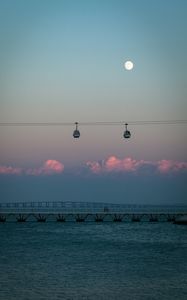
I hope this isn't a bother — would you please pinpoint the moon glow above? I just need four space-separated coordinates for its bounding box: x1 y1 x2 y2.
124 60 134 70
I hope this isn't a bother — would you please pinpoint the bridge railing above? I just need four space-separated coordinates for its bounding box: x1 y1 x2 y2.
0 201 187 214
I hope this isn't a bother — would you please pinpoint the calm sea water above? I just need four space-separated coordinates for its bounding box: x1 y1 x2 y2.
0 222 187 300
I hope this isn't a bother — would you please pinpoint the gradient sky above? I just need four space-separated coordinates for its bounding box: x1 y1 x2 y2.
0 0 187 204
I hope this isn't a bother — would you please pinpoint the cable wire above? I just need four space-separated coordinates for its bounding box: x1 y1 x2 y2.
0 120 187 126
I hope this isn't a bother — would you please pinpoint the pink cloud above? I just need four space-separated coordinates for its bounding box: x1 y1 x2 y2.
86 156 147 173
157 160 187 173
26 160 64 176
1 157 187 176
86 161 102 174
105 156 145 172
86 156 187 175
43 160 64 173
0 166 22 175
0 160 64 176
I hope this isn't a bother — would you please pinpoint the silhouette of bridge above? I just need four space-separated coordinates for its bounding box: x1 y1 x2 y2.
0 201 186 223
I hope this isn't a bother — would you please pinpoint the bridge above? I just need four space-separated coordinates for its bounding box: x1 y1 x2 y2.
0 201 187 223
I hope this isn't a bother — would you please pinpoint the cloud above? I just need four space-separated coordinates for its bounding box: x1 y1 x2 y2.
26 160 64 175
0 157 187 177
0 166 22 175
86 156 149 173
86 161 102 174
157 160 187 173
0 160 64 176
86 156 187 175
105 156 145 172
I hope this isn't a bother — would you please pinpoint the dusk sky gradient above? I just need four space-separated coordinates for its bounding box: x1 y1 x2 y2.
0 0 187 204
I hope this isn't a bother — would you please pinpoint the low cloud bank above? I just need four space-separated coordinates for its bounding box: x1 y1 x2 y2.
0 160 64 176
86 156 187 174
0 166 22 175
26 160 64 175
0 156 187 176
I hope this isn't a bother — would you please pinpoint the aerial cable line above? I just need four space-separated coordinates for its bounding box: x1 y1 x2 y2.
0 120 187 126
1 120 187 139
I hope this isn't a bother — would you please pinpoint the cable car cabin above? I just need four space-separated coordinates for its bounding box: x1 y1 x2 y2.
73 122 80 138
123 123 131 139
73 129 80 138
123 130 131 139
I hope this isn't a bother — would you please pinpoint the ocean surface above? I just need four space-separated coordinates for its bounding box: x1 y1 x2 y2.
0 222 187 300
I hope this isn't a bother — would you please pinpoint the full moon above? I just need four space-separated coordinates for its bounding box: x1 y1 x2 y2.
124 60 134 70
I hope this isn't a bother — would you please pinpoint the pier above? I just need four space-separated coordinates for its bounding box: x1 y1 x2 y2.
0 201 187 223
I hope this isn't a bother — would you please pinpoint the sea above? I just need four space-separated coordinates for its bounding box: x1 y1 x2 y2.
0 221 187 300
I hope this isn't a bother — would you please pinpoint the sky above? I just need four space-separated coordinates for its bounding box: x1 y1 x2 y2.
0 0 187 204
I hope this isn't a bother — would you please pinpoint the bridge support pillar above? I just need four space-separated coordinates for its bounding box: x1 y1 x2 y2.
16 214 27 222
0 215 6 222
56 214 66 222
149 215 158 222
75 214 87 222
132 215 141 222
167 215 175 222
95 214 104 222
35 214 46 222
113 214 123 222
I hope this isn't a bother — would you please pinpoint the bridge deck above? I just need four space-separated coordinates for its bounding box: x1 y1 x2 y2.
0 202 187 222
